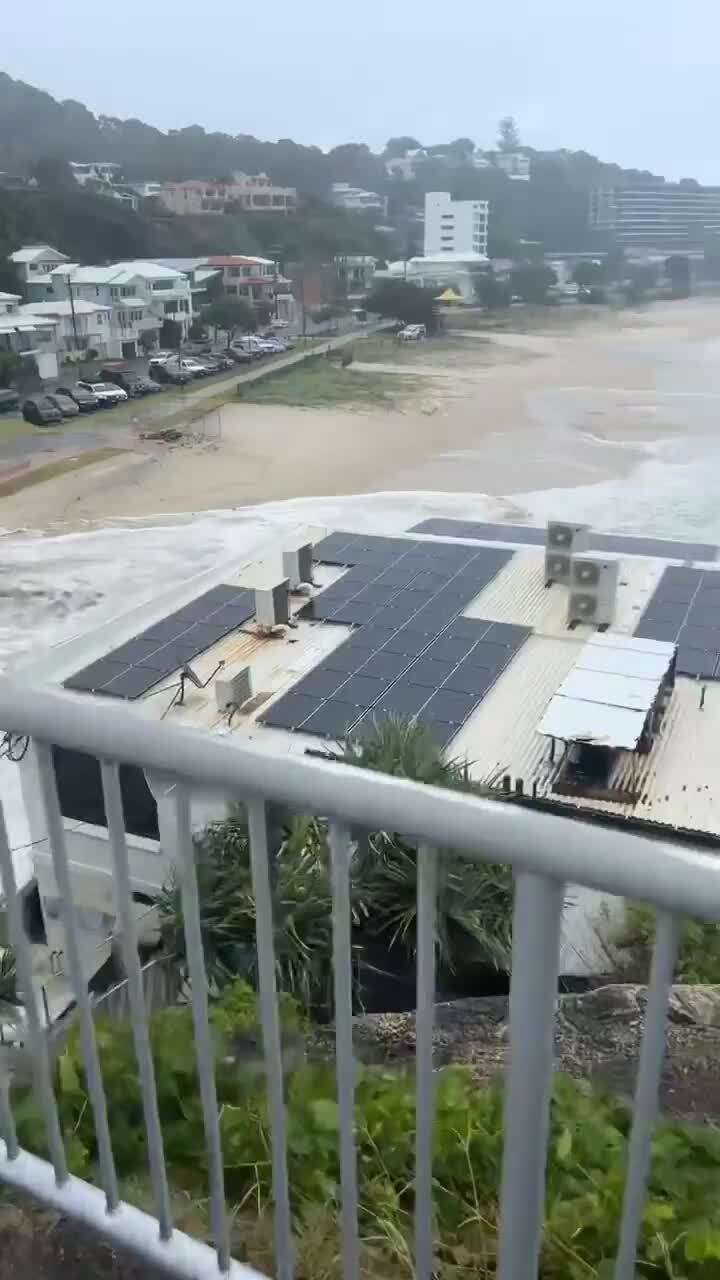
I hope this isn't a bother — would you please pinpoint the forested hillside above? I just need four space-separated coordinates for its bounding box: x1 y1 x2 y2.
0 70 669 259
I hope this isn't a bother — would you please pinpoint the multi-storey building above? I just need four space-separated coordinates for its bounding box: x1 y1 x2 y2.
590 183 720 250
158 173 296 217
424 191 489 257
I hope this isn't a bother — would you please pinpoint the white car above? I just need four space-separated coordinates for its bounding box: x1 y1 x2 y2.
398 324 426 342
78 380 128 405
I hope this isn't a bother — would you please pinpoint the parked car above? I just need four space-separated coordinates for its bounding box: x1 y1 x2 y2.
22 396 63 426
183 340 211 356
231 336 266 359
77 380 128 406
259 330 294 350
56 384 100 412
203 354 235 372
100 366 160 397
45 392 79 419
223 346 254 365
0 389 20 415
178 357 212 378
148 360 193 386
398 324 426 342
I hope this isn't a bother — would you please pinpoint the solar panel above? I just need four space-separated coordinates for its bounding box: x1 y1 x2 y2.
409 518 717 562
66 584 256 701
634 566 720 678
261 533 525 742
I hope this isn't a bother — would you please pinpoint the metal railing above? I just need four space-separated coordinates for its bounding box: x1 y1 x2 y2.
1 679 720 1278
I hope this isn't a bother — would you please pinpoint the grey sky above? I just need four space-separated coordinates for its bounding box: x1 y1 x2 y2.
3 0 719 181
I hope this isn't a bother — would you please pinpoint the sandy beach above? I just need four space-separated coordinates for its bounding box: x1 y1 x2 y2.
2 298 720 533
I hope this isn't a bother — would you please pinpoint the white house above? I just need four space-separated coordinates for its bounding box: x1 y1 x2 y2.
424 192 489 258
9 245 71 302
331 183 388 214
0 292 59 379
19 300 112 358
49 261 193 359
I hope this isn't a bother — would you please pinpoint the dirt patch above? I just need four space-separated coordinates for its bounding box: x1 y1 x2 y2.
0 1199 169 1280
0 449 127 499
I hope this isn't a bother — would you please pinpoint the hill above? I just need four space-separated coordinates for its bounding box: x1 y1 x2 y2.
0 69 671 260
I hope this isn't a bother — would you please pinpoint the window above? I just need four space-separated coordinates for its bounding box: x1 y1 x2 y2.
121 286 133 297
225 285 238 295
29 263 38 272
151 279 175 291
229 267 241 277
242 267 252 277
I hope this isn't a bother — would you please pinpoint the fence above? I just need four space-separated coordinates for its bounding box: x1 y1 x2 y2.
1 678 720 1278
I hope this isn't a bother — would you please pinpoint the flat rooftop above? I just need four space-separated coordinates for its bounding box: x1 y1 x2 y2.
34 519 720 847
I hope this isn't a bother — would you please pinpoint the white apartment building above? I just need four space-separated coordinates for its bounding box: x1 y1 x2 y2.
424 192 489 257
49 261 193 359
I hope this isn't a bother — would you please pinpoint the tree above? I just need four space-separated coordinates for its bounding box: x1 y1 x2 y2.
0 351 22 387
509 263 557 303
138 329 157 356
253 300 273 328
159 317 182 349
474 272 510 309
497 116 520 152
665 254 691 299
447 137 475 160
31 155 75 189
188 318 206 340
383 136 422 158
205 298 256 344
572 260 605 287
363 280 438 331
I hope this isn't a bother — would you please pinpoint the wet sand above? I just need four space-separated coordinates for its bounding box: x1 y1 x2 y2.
3 298 720 532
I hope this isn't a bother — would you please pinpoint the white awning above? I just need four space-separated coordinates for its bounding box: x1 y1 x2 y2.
538 632 676 751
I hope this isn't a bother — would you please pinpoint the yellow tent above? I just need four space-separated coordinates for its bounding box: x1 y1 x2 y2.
436 287 463 304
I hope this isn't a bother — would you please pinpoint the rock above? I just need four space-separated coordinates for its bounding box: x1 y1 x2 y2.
669 985 720 1027
563 984 643 1023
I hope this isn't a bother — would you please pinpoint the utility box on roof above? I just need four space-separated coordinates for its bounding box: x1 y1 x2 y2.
282 543 313 590
215 663 252 712
255 580 290 628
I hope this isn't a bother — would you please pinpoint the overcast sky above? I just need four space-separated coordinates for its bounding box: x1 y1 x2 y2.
3 0 719 181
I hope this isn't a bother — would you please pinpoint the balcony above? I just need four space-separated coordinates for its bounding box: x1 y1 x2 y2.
0 677 718 1279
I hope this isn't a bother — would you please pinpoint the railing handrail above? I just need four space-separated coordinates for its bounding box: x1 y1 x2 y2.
2 678 720 919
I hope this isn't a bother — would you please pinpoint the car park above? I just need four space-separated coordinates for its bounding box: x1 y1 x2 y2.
0 389 20 415
45 392 79 418
224 346 255 365
77 380 128 406
231 336 265 359
55 384 100 412
22 396 63 426
203 354 235 373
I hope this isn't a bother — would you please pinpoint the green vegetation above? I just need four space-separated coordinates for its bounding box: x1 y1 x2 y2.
0 352 23 388
11 980 720 1277
205 297 257 342
237 358 408 408
159 720 513 1015
612 903 720 983
363 281 439 332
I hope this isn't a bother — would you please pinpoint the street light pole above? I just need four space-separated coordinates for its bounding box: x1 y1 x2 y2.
66 272 79 351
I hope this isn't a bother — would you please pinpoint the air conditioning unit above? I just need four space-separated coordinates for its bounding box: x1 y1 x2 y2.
255 579 290 629
282 543 314 590
567 558 618 627
545 522 590 585
215 662 252 712
546 521 590 553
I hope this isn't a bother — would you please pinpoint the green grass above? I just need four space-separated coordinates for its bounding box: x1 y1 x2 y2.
237 358 408 408
0 415 32 439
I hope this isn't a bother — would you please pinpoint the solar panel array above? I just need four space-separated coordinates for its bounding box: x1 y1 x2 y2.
260 531 529 746
65 584 256 699
635 566 720 679
409 518 717 563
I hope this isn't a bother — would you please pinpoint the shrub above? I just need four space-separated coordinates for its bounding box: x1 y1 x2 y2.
612 902 720 983
12 984 720 1278
158 720 513 1013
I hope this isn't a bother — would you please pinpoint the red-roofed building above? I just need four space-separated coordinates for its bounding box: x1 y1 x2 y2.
204 255 291 306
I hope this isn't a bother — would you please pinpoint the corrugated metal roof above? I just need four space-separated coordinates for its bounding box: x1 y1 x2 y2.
466 548 665 637
453 634 720 840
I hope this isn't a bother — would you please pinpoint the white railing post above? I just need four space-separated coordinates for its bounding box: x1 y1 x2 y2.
497 872 564 1280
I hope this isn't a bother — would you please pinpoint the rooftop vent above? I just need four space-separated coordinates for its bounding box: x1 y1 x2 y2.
282 543 314 591
255 580 290 630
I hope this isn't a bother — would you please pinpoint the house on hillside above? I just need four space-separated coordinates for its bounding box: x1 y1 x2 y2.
158 173 296 217
331 183 388 214
9 245 71 301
